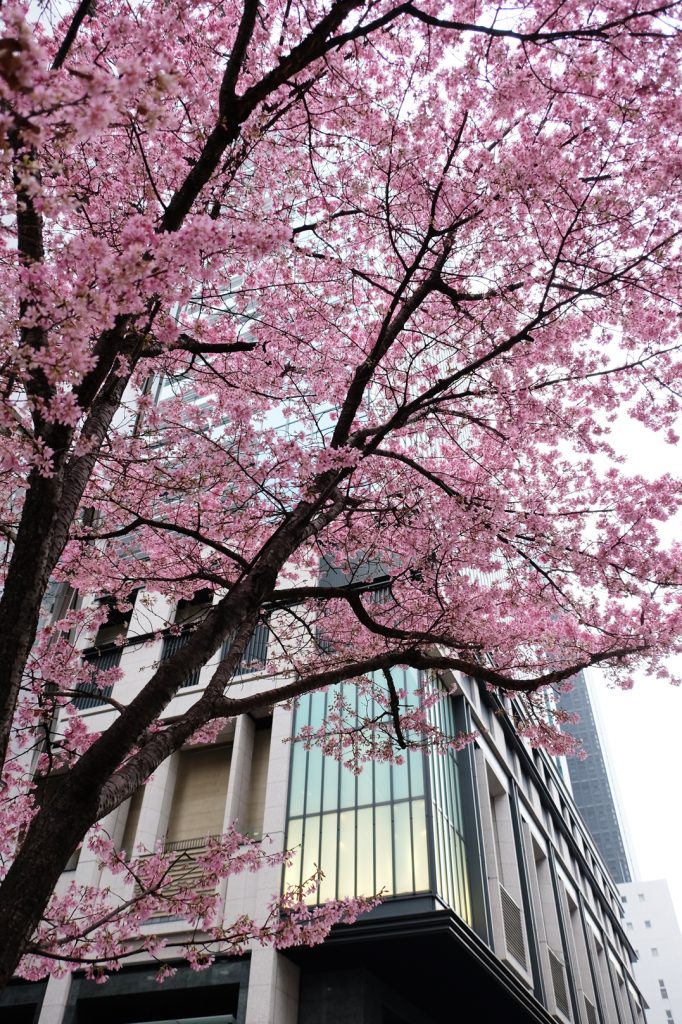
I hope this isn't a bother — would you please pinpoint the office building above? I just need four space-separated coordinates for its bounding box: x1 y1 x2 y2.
620 880 682 1024
559 673 632 885
1 589 646 1024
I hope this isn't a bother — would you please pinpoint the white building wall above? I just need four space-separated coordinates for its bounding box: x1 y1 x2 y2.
619 880 682 1024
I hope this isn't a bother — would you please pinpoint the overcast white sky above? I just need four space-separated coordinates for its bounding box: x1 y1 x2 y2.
585 418 682 927
589 669 682 923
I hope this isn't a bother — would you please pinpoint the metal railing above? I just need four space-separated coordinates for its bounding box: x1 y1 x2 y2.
73 617 270 712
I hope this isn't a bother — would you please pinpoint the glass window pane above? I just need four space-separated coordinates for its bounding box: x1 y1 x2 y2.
300 814 320 890
318 812 338 902
339 761 356 808
322 754 339 811
457 835 472 924
408 747 425 797
374 759 391 803
288 742 306 818
412 799 429 892
305 746 323 815
356 807 374 895
433 809 447 906
287 683 470 910
284 818 303 890
375 804 394 895
337 810 356 897
391 757 410 801
393 801 413 894
357 762 373 806
309 689 326 729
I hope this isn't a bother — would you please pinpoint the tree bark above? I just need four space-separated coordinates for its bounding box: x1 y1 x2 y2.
0 778 97 990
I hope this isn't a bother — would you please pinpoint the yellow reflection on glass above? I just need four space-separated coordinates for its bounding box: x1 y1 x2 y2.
393 801 413 894
375 804 394 895
318 811 338 902
337 809 355 897
356 806 374 895
412 799 429 892
457 836 472 925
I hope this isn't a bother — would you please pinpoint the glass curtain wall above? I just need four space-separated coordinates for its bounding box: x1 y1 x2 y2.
428 689 472 924
284 669 471 925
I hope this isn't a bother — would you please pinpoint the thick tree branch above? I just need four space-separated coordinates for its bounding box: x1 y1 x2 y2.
141 335 257 358
74 515 250 571
51 0 93 70
160 0 363 233
382 667 407 749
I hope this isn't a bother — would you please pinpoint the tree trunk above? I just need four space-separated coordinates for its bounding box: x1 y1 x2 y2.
0 470 66 766
0 783 96 989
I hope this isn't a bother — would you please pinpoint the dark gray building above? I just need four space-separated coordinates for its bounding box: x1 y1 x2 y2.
560 672 632 885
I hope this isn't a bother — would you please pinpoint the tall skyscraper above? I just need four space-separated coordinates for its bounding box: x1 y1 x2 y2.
559 672 632 885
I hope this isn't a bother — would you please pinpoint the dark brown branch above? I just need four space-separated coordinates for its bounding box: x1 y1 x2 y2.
215 643 650 718
326 0 678 53
160 0 362 233
403 0 678 42
141 334 257 358
330 238 455 448
51 0 93 70
270 582 482 651
382 668 407 749
219 0 262 118
74 515 250 571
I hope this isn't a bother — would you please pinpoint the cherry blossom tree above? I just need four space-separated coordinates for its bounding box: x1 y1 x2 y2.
0 0 681 991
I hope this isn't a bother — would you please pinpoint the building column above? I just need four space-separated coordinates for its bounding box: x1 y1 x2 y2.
37 975 71 1024
72 806 121 889
224 713 256 832
578 895 608 1024
509 782 545 1004
135 751 179 851
245 948 299 1024
229 703 299 1024
547 848 581 1023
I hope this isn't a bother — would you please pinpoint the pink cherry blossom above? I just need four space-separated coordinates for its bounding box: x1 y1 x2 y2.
0 0 679 991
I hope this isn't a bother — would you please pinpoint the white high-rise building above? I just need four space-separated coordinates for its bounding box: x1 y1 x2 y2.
619 880 682 1024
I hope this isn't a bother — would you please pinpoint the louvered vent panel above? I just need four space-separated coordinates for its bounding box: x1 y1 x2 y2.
73 646 122 708
135 837 219 917
500 885 527 968
161 631 201 689
549 948 571 1019
584 996 598 1024
221 620 269 675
